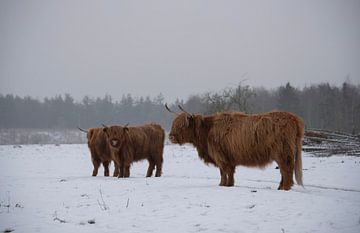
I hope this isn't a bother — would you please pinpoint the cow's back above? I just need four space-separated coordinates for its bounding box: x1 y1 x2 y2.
208 111 303 167
127 124 165 160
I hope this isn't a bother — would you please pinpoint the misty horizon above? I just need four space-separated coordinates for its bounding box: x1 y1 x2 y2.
0 79 358 104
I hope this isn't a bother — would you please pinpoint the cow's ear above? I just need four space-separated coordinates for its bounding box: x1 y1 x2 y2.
185 114 194 127
103 127 108 135
187 114 195 122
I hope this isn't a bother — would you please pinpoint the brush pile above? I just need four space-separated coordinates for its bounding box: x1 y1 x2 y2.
303 129 360 156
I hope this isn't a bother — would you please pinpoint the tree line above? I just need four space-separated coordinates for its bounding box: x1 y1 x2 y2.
0 82 359 134
0 93 170 130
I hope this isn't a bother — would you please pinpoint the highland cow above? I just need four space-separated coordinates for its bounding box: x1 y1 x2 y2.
103 123 165 178
79 127 119 177
167 105 304 190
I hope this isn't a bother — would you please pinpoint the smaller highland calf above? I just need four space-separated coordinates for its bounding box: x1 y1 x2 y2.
167 106 304 190
103 124 165 178
79 127 119 177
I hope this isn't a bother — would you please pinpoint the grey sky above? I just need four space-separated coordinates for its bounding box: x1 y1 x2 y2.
0 0 359 102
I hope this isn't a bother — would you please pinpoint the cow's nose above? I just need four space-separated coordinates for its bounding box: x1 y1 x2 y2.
111 139 119 146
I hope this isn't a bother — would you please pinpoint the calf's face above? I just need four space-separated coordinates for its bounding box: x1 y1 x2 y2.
103 126 128 150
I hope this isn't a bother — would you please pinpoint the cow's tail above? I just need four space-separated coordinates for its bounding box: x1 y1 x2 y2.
294 119 304 186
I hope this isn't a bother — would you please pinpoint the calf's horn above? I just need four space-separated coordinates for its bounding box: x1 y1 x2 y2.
165 103 177 114
77 127 88 133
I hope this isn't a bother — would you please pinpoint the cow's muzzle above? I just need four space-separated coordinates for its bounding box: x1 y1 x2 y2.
110 139 119 147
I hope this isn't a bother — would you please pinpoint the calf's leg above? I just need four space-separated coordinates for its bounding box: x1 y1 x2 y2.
103 161 110 177
226 166 235 187
155 161 162 177
146 159 155 177
118 161 125 178
124 165 130 178
113 162 120 177
92 158 101 176
219 168 227 186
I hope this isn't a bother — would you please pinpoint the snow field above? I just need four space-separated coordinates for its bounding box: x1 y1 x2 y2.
0 144 360 233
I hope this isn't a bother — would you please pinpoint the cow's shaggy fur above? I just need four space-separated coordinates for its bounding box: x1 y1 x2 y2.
86 128 119 177
103 124 165 178
169 111 304 190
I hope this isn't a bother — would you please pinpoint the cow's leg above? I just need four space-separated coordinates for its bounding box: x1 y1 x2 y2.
226 166 235 187
103 161 110 177
118 166 124 178
124 165 130 178
279 168 293 191
154 160 162 177
146 159 155 177
219 168 227 186
92 158 101 176
278 175 284 190
283 170 294 191
118 161 125 178
275 160 284 190
278 155 294 191
113 162 120 177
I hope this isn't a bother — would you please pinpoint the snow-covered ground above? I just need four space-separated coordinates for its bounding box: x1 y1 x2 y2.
0 144 359 233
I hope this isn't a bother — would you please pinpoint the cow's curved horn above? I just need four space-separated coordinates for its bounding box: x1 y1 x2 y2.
123 123 130 132
77 127 88 133
102 124 108 128
165 103 178 114
178 105 192 116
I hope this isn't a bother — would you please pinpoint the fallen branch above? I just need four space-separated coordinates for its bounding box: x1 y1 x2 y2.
53 211 66 223
97 186 109 211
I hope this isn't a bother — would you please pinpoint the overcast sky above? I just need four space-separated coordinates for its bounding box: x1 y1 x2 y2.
0 0 359 102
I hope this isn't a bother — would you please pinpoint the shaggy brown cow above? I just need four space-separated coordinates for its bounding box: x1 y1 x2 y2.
103 124 165 178
80 127 119 177
167 106 304 190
